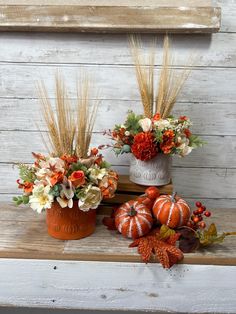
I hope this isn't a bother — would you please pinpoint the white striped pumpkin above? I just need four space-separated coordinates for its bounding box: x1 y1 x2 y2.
115 200 153 239
153 193 190 228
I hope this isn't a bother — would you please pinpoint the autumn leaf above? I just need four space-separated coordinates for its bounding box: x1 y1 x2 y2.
197 223 236 247
158 225 176 240
129 228 183 268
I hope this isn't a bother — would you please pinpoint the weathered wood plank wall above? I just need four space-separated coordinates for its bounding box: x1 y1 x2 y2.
0 0 235 208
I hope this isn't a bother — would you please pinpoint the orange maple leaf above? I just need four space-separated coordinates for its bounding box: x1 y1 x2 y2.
129 229 183 268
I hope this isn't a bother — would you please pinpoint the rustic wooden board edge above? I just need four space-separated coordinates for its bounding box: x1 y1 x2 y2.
0 5 221 33
0 252 236 266
0 259 236 312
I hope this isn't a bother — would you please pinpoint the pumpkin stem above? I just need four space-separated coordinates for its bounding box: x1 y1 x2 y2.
171 191 177 202
129 206 137 217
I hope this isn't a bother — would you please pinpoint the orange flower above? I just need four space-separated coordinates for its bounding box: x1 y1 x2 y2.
160 141 175 154
60 154 78 165
91 147 99 156
160 130 175 154
68 170 85 187
50 172 64 186
99 175 118 199
163 129 175 140
17 180 34 193
152 113 161 121
131 132 158 161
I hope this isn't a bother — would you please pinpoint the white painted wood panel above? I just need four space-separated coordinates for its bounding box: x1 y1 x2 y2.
0 259 235 313
1 99 236 136
0 32 235 67
0 64 235 102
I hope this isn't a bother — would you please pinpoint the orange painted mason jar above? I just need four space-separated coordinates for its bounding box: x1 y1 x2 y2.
46 202 96 240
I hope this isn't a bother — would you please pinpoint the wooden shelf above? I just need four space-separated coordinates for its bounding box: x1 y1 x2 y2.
0 202 235 266
103 175 173 205
0 3 221 33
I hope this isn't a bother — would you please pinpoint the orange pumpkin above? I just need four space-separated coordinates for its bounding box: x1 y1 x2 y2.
137 186 160 209
115 200 153 239
152 192 190 228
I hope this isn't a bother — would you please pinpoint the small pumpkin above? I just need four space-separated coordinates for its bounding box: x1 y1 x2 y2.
137 186 160 209
115 200 153 239
152 192 190 228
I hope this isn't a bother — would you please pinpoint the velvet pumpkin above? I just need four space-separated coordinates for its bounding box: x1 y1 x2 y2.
115 200 153 239
152 192 190 228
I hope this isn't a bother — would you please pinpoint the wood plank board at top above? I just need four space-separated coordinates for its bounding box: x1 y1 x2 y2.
0 203 235 266
0 5 221 33
0 0 213 6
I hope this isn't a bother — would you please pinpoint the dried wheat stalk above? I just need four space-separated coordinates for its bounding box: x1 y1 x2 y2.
37 73 98 158
130 35 192 119
37 74 76 156
76 76 99 158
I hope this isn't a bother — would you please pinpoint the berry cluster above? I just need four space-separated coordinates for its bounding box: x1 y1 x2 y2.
187 201 211 230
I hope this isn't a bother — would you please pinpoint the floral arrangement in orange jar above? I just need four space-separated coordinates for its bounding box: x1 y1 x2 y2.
14 150 118 213
14 74 118 240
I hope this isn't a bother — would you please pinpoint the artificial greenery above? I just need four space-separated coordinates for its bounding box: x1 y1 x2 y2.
18 164 36 183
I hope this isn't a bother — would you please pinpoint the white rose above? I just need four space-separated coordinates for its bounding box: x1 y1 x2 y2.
78 186 102 212
139 118 152 132
179 145 193 157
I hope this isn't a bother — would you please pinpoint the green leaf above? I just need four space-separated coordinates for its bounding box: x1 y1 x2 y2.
158 225 176 240
18 163 36 183
13 197 18 201
124 111 143 134
99 160 111 169
198 223 227 247
22 195 29 204
189 135 206 148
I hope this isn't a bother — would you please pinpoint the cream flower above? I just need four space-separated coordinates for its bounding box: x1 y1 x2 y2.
78 185 102 212
179 145 193 157
56 177 74 208
139 118 152 132
88 166 108 183
29 184 54 213
154 119 170 130
39 157 65 173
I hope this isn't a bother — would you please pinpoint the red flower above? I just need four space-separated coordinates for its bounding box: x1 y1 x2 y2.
184 129 192 138
131 132 158 161
179 116 188 121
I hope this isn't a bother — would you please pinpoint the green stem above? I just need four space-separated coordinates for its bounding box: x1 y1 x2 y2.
129 206 137 217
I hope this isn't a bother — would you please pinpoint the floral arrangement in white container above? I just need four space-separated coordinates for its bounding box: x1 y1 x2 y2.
106 35 204 186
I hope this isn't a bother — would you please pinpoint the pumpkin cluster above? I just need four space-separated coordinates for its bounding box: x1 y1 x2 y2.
114 187 191 240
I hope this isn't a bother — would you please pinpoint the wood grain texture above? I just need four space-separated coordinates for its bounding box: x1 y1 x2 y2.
0 64 235 103
0 0 213 6
0 5 221 33
1 32 236 67
0 203 235 266
1 99 236 136
0 259 235 312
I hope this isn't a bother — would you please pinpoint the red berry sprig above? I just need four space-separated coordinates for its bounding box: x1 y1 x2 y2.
187 201 211 230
